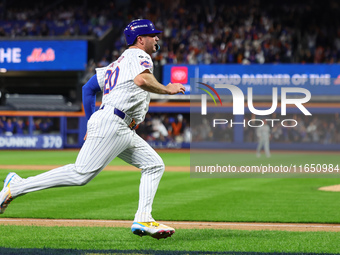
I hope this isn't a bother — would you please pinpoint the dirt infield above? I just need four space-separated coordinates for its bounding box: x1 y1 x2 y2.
318 184 340 192
0 218 339 232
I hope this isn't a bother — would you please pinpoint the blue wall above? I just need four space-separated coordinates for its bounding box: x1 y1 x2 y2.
163 64 340 96
0 40 87 71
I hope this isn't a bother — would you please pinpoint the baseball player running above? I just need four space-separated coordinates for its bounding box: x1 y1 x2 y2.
0 19 185 240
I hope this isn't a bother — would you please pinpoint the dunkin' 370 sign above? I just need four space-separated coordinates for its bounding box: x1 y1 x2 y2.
0 40 87 71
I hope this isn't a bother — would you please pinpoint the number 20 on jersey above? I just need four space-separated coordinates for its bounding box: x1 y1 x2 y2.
104 66 120 95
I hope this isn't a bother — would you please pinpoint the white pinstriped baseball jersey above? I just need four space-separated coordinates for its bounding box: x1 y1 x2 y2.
3 19 177 228
96 48 153 124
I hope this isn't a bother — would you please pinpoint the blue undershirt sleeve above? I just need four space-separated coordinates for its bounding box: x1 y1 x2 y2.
82 74 101 120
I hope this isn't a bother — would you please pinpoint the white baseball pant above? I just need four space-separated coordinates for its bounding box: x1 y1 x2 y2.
10 106 164 222
256 137 271 157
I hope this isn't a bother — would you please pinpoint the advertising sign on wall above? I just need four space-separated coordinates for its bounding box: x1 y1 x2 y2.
0 135 63 149
163 64 340 96
0 40 87 71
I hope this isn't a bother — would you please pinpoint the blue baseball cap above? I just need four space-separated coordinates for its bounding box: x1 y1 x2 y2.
124 19 162 46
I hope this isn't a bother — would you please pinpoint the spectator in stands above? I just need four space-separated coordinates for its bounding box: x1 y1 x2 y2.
162 116 173 140
171 114 185 143
183 122 191 143
0 117 5 134
98 57 109 68
306 118 319 143
322 122 334 144
4 118 14 136
0 27 6 36
15 118 25 135
192 118 213 142
151 116 169 142
39 22 49 36
271 122 283 143
33 118 42 134
81 59 97 85
335 113 340 143
39 118 53 134
136 113 153 141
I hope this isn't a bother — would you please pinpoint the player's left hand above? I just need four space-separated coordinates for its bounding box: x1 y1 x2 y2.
166 83 186 95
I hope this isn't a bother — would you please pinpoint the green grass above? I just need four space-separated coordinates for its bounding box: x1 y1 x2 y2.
1 170 339 223
0 150 190 166
0 150 339 253
0 150 339 169
192 151 340 166
0 225 339 253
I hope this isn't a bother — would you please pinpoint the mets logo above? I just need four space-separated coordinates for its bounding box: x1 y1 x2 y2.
334 74 340 85
140 60 152 68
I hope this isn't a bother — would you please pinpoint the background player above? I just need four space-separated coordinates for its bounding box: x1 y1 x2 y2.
0 19 185 240
256 119 271 158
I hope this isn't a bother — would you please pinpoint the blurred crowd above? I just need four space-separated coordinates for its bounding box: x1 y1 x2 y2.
0 117 26 136
2 113 340 145
0 114 191 143
191 113 340 145
0 117 56 135
244 113 340 144
245 113 340 144
2 0 340 64
113 0 340 65
191 114 234 143
136 113 191 143
0 0 123 37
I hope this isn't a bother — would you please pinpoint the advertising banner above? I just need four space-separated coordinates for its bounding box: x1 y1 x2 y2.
0 135 63 149
163 64 340 95
0 40 87 71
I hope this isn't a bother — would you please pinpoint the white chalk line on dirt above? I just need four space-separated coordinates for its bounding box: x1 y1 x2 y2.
0 218 339 232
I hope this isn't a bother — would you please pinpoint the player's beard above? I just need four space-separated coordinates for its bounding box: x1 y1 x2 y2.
151 43 158 53
148 44 157 55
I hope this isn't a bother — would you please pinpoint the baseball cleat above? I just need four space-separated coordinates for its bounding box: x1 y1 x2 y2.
0 172 21 214
131 222 175 239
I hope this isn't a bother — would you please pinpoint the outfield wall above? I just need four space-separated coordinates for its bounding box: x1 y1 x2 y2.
1 63 340 150
0 102 339 150
163 64 340 97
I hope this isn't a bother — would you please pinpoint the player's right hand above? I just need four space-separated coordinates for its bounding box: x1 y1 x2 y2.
166 83 186 95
